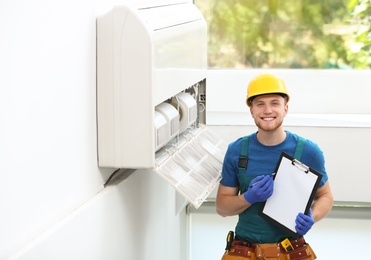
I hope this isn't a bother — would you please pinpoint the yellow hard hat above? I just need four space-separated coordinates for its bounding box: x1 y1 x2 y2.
246 73 289 107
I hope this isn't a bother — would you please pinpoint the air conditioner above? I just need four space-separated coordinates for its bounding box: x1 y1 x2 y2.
97 2 226 208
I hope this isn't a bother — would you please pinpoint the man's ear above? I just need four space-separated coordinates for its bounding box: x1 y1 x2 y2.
284 104 289 116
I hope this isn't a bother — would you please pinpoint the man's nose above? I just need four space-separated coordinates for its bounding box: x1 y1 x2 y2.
263 105 272 113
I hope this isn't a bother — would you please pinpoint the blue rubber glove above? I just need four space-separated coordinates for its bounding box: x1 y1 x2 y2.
243 175 274 204
295 209 314 235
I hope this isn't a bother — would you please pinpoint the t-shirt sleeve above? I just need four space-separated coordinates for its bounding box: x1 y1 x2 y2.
303 140 329 187
220 141 240 187
311 147 328 187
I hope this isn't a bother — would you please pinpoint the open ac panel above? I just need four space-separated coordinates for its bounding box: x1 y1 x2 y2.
154 88 197 152
96 1 227 208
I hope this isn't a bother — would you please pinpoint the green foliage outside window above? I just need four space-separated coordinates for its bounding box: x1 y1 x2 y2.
195 0 371 69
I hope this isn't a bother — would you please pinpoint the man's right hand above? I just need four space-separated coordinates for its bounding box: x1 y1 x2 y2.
243 175 274 204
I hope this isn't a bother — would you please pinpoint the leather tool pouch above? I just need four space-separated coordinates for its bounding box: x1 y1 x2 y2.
221 241 256 260
255 243 281 260
281 244 316 260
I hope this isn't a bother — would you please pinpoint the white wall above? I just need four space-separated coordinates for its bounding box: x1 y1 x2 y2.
0 1 189 259
206 69 371 114
11 170 188 260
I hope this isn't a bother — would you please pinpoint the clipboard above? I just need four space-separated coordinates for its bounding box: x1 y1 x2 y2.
259 152 322 237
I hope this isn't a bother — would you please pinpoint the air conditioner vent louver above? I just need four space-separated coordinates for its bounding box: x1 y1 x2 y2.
155 126 227 209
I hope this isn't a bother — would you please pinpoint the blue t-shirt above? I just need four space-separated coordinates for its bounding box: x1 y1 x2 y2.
220 130 328 243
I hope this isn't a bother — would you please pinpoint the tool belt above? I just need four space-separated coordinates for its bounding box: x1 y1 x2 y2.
221 233 316 260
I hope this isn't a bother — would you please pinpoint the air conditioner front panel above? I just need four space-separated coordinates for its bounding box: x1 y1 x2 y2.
137 2 204 30
97 6 155 168
153 21 207 105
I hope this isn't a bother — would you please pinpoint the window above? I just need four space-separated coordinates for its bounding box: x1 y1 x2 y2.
195 0 371 69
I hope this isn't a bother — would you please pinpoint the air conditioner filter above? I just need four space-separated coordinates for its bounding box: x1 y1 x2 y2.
174 92 197 134
154 111 169 151
155 102 180 140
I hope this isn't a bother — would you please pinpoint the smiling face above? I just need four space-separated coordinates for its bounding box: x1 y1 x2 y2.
250 94 288 133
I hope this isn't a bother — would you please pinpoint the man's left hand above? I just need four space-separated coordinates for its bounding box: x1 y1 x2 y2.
295 209 314 235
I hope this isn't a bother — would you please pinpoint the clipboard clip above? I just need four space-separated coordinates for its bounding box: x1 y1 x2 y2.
292 159 309 173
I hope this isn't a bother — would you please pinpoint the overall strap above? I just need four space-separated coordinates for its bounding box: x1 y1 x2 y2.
239 135 306 173
294 136 306 160
238 136 250 175
239 135 306 169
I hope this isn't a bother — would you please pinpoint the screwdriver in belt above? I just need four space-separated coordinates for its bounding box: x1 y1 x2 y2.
225 231 234 254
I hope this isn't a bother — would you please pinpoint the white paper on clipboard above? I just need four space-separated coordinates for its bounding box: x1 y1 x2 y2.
260 152 322 237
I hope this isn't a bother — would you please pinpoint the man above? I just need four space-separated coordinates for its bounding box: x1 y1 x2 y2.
216 73 333 259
